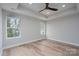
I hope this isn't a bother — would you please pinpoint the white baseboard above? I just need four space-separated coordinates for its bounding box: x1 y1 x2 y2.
3 38 79 50
3 38 42 50
48 39 79 47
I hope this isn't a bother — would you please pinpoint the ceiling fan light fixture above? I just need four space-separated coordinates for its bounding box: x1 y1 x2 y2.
40 9 53 16
46 12 50 15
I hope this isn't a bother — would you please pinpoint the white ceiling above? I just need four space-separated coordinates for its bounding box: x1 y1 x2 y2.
20 3 76 17
0 3 79 21
20 3 76 12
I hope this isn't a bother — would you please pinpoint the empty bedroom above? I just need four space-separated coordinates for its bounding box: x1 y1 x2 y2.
0 3 79 56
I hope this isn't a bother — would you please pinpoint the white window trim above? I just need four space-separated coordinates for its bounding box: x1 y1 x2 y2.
6 15 21 39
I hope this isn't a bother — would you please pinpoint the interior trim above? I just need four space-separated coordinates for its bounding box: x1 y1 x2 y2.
3 38 43 49
48 39 79 48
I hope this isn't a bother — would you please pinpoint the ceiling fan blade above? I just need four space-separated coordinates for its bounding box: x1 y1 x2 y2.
48 7 58 11
40 8 45 12
40 3 49 12
40 3 58 12
45 3 49 8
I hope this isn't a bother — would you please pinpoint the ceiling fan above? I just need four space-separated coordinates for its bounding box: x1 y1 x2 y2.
40 3 58 12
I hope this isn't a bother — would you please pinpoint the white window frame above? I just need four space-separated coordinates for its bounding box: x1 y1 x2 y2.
6 15 21 39
40 22 46 35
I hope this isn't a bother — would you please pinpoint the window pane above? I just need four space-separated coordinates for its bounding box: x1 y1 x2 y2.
7 28 14 37
7 18 11 27
7 16 20 38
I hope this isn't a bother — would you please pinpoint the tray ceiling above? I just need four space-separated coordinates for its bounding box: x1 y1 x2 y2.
19 3 76 17
0 3 78 20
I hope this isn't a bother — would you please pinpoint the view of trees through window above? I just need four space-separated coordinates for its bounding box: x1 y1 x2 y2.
7 16 20 38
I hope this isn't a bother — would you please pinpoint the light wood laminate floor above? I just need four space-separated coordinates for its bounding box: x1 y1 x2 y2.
3 39 79 56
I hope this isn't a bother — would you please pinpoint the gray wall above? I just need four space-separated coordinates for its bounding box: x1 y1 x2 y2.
0 7 2 55
2 10 44 48
2 8 79 49
47 13 79 45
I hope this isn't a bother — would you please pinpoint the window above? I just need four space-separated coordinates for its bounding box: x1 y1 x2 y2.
6 15 20 39
40 22 46 36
